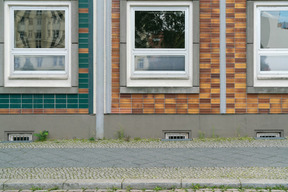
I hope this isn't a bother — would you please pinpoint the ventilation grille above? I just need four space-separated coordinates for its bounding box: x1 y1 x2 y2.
255 130 284 139
8 133 32 141
164 132 190 140
257 132 280 138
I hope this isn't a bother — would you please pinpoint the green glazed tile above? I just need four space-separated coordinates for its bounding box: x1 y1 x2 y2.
0 104 9 108
0 95 9 99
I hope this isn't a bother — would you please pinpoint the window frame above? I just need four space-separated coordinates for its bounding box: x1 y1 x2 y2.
4 1 73 88
120 0 199 93
255 4 288 82
129 5 190 79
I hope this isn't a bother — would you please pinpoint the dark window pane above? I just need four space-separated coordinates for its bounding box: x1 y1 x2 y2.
261 11 288 48
135 55 185 71
135 11 185 48
14 10 65 48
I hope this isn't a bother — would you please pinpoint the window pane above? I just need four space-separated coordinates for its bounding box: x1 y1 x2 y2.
261 11 288 48
260 55 288 71
135 11 185 48
14 10 65 48
14 55 65 71
135 55 185 71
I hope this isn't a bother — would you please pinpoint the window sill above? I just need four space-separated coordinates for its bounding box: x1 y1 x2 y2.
120 86 199 94
0 86 78 94
247 86 288 94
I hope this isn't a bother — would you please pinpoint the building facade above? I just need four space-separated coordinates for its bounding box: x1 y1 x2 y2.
1 0 288 141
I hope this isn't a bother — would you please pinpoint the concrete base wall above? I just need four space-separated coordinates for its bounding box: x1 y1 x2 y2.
104 114 288 139
0 115 96 141
1 114 287 141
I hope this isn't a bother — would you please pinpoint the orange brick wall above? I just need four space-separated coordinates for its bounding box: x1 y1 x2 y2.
111 0 221 114
111 0 288 114
226 0 288 114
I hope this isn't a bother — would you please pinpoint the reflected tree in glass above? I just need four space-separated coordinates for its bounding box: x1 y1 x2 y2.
135 11 185 48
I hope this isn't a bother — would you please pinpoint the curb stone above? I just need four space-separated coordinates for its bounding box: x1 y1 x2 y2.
3 180 66 190
63 180 122 189
122 179 181 189
240 179 288 188
182 179 241 188
1 180 8 190
2 179 288 190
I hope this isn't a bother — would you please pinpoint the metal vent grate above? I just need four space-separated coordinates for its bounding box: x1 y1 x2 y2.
255 129 284 139
8 133 32 141
256 132 280 138
164 132 189 140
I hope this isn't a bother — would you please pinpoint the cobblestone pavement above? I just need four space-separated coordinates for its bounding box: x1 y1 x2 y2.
1 139 288 180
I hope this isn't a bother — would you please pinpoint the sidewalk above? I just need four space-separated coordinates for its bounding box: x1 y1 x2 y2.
1 139 288 189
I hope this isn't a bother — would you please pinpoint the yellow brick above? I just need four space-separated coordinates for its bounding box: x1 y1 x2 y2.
235 13 246 18
226 108 235 113
235 83 246 89
235 63 246 68
258 103 270 109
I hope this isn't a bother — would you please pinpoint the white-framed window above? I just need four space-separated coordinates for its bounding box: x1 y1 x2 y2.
126 1 193 87
254 2 288 87
4 1 72 87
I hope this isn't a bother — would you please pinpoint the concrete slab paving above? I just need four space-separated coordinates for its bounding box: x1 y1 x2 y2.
3 180 66 190
182 179 241 188
122 179 181 189
63 180 122 190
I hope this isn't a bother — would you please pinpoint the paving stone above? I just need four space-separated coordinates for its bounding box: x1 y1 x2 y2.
67 190 83 192
34 190 48 192
84 190 97 192
96 190 108 192
174 189 186 192
4 191 19 192
271 191 286 192
21 190 33 192
50 191 67 192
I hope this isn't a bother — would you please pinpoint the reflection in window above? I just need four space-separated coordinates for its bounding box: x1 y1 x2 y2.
14 10 65 48
260 55 288 71
14 55 65 71
261 10 288 48
135 55 185 71
135 11 185 49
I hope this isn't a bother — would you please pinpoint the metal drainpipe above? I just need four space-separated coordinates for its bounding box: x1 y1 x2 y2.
96 0 105 139
220 0 226 114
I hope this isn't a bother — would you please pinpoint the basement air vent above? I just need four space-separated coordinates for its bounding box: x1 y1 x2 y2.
8 133 32 141
255 130 284 139
256 132 280 138
162 130 191 141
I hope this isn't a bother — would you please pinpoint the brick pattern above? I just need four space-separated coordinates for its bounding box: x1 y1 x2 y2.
111 0 221 114
0 0 90 114
225 0 247 114
226 0 288 114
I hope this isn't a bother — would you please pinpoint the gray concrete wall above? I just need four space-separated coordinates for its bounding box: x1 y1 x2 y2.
0 115 96 141
1 114 288 141
104 114 288 139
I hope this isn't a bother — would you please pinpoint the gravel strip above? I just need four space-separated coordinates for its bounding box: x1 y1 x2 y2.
1 167 288 180
1 138 288 148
